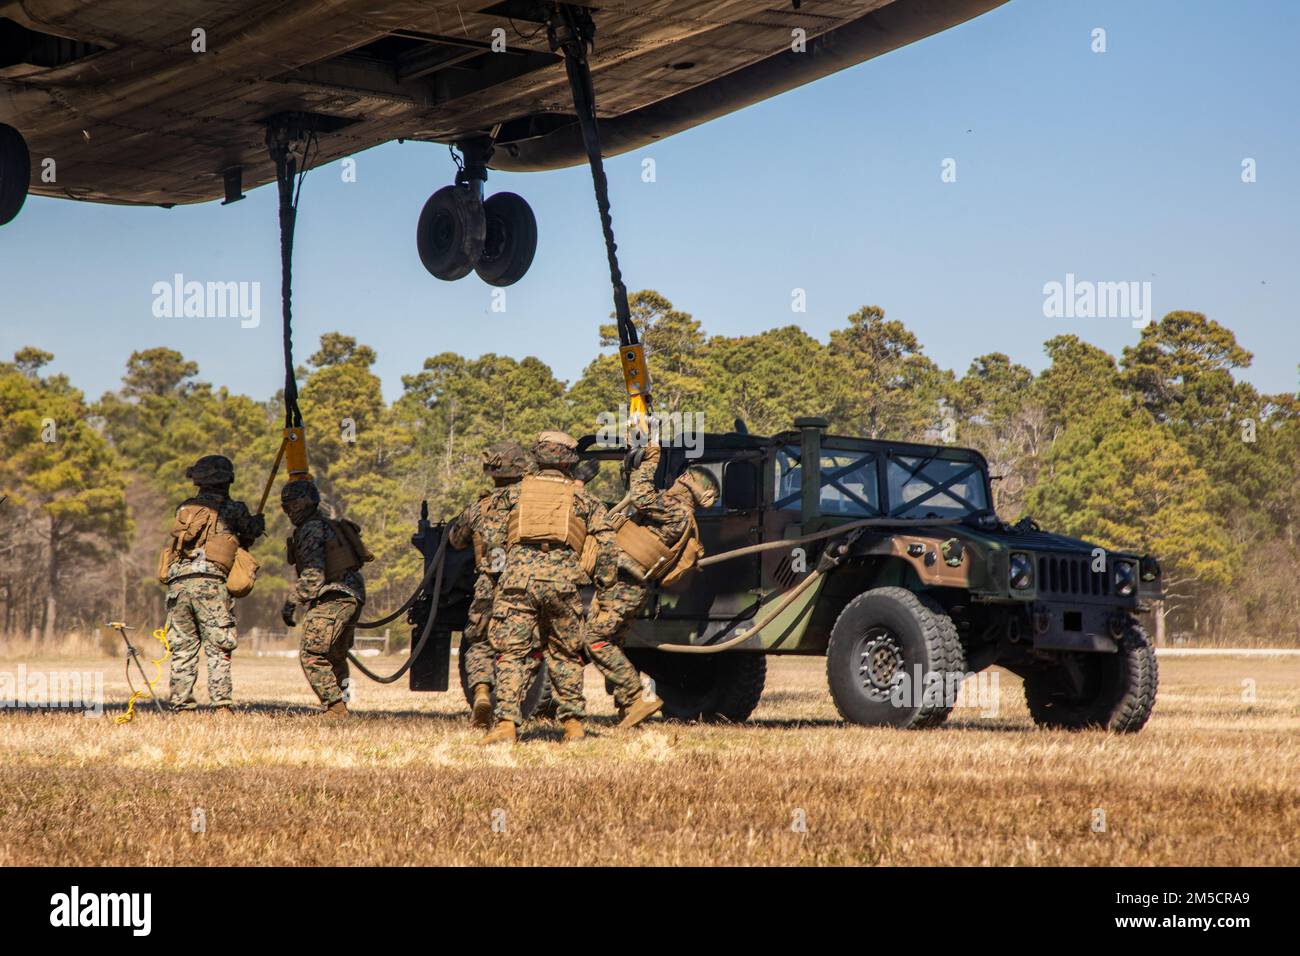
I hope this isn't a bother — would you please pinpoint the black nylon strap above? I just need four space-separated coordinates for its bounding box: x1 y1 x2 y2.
268 127 317 429
554 6 638 348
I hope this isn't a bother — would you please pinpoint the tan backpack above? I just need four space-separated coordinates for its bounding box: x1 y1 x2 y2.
507 475 587 552
615 520 676 580
657 515 705 590
157 498 241 584
608 512 704 589
287 517 374 581
225 548 261 598
331 517 375 572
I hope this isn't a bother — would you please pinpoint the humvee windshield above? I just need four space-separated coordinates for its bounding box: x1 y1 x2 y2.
774 445 990 519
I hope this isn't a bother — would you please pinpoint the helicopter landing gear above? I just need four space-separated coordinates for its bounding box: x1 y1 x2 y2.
0 123 31 227
416 135 537 286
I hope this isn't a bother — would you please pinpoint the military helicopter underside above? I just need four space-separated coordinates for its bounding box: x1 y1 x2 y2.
0 0 1007 283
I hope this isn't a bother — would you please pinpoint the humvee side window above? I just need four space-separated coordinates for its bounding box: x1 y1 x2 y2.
721 460 759 511
885 455 988 518
772 447 880 516
774 447 802 510
818 452 880 516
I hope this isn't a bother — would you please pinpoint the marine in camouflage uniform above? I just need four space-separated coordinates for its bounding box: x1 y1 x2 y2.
569 455 643 718
164 455 265 711
481 431 616 745
586 442 719 727
448 441 534 727
280 480 367 719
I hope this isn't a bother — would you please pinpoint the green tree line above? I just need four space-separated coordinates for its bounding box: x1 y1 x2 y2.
1 292 1296 644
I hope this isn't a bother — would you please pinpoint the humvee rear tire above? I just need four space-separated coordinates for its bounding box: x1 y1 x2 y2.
625 649 766 723
457 633 554 720
1023 622 1157 733
826 587 966 729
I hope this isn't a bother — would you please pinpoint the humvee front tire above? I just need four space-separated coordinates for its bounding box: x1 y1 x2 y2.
826 587 966 729
625 649 766 723
1023 622 1157 733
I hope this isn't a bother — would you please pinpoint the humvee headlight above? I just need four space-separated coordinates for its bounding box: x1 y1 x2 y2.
1140 555 1161 582
1114 561 1136 596
1009 552 1034 590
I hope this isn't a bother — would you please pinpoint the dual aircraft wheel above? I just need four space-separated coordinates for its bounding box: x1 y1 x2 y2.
0 123 31 227
416 186 537 286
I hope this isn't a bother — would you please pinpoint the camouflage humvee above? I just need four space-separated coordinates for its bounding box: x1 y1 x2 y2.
409 417 1160 732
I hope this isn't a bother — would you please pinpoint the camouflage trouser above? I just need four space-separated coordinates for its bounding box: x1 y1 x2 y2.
585 577 649 709
299 595 360 707
489 578 586 724
166 576 237 709
462 573 498 690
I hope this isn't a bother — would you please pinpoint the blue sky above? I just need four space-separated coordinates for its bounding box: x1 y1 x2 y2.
1 0 1296 405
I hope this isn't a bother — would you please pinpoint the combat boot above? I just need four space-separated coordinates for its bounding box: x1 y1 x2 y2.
470 684 493 728
617 692 662 729
317 701 349 720
478 719 517 746
561 717 586 742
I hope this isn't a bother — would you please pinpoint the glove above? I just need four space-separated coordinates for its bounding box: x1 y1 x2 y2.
621 438 658 484
281 600 297 628
247 513 267 538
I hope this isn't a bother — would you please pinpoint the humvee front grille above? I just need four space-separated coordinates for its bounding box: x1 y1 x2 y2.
1037 555 1110 597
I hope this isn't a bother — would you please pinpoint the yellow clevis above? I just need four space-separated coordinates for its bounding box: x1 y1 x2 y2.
618 343 652 432
283 426 310 482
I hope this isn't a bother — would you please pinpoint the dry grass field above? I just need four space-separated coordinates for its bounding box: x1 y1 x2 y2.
1 647 1296 866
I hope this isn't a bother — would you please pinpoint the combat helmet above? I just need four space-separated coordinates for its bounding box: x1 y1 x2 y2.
481 441 534 480
280 479 320 524
281 479 320 506
185 454 234 487
676 465 719 509
533 430 579 471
